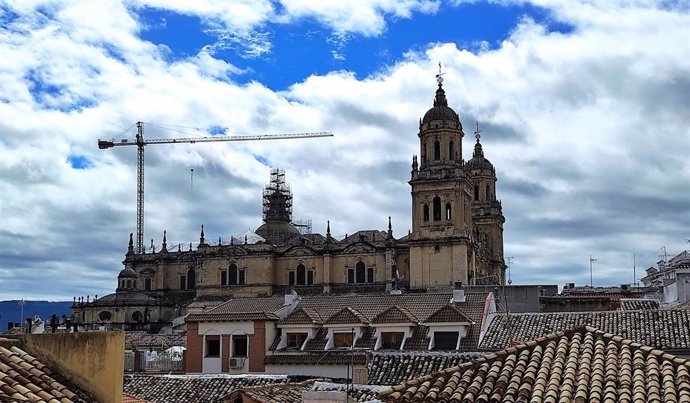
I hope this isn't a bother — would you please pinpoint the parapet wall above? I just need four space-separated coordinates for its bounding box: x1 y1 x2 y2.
20 331 124 403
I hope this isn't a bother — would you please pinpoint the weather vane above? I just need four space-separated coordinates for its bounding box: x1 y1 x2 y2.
436 62 445 84
474 121 481 141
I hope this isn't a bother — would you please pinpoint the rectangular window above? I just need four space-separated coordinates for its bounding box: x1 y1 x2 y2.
233 335 248 357
180 275 186 290
380 332 405 350
333 332 353 348
238 269 245 285
205 336 220 357
220 270 227 286
289 271 295 286
307 270 314 285
367 268 374 283
144 278 152 291
287 333 308 349
433 331 459 350
347 269 355 284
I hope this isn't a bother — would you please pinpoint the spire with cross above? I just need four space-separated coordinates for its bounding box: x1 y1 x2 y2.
435 62 445 85
474 121 482 142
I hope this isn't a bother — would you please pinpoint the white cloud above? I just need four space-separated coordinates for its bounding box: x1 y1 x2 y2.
0 1 689 299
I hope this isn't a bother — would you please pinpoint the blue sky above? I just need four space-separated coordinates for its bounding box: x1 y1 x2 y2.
138 2 571 90
0 1 689 300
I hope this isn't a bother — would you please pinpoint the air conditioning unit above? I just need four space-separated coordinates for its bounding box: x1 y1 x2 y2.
229 357 245 368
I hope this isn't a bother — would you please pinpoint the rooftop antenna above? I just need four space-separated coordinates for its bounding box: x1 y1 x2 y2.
506 257 514 285
633 252 636 289
589 254 597 287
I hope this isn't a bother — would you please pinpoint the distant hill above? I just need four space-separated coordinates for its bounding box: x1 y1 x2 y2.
0 300 72 331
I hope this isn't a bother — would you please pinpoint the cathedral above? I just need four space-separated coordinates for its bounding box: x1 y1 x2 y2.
72 76 506 329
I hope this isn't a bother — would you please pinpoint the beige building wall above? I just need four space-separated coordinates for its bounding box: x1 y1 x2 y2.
409 242 469 288
20 332 124 403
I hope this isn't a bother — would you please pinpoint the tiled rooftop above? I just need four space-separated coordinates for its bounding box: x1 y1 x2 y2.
368 352 480 386
230 379 382 403
0 341 93 402
372 305 419 324
425 304 473 323
297 292 488 325
619 298 660 311
481 310 690 351
265 351 368 366
125 331 186 348
280 307 324 325
325 307 370 325
186 312 280 322
123 374 288 403
206 296 285 314
380 325 690 402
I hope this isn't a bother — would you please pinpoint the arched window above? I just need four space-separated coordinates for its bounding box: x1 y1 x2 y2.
126 280 131 289
434 140 440 160
445 203 452 220
356 261 366 283
187 268 196 289
474 185 479 201
297 264 306 285
423 204 429 222
433 196 441 221
449 141 454 161
229 264 238 285
422 144 427 164
486 185 491 201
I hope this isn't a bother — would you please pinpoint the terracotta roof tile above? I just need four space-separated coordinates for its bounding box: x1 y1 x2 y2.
207 296 285 314
303 328 329 351
123 374 288 403
372 306 419 324
380 326 690 402
354 327 376 349
0 342 93 402
125 331 186 348
402 326 430 351
265 352 368 366
368 352 480 386
324 307 370 325
425 304 473 323
230 379 381 402
280 307 324 325
186 311 280 322
481 310 690 351
619 298 660 310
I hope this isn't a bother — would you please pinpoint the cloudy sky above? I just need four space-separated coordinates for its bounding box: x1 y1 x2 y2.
0 0 689 301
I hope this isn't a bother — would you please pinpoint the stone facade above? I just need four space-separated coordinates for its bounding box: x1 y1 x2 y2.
73 77 506 328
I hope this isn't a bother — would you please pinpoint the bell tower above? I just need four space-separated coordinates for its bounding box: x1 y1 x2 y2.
408 68 476 289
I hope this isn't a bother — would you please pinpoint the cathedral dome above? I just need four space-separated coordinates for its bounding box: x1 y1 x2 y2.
422 83 459 125
255 221 301 245
465 139 494 172
118 267 137 278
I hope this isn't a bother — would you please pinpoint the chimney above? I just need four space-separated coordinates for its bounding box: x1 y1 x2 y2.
451 282 465 303
284 289 298 306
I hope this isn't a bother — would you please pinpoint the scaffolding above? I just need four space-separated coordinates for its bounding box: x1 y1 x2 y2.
262 169 292 223
293 219 312 235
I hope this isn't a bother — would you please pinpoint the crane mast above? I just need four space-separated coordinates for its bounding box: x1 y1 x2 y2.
99 122 333 254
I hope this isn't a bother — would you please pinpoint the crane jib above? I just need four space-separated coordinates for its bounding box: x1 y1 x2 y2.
98 124 333 255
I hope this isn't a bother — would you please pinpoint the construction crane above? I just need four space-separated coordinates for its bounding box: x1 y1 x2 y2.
99 121 333 254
